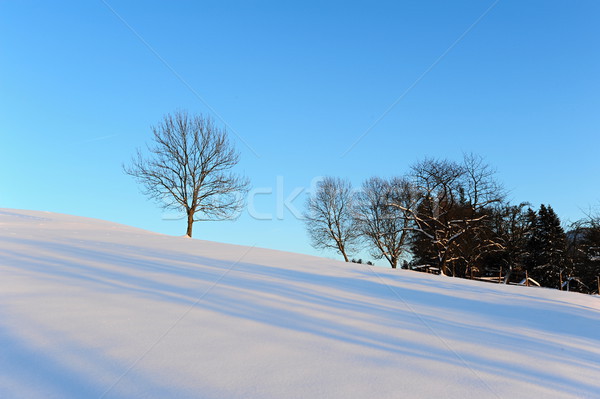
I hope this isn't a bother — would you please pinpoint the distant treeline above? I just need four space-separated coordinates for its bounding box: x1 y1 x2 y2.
304 154 600 295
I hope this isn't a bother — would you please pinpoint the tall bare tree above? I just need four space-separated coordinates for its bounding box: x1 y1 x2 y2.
398 155 503 275
404 158 465 275
355 177 414 268
304 177 360 262
124 111 249 237
450 153 506 276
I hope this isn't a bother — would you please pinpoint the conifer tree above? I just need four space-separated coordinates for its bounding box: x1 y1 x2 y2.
482 203 535 283
525 205 569 288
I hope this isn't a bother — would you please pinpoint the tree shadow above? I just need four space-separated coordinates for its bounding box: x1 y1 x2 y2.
2 234 600 397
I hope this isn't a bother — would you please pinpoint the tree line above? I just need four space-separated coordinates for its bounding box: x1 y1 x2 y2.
304 154 600 295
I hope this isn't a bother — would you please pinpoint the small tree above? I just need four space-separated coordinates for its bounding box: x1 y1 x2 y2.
124 111 249 237
304 177 360 262
355 176 414 269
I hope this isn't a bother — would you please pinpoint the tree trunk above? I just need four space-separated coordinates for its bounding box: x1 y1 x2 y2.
337 241 349 262
186 211 194 237
439 252 448 276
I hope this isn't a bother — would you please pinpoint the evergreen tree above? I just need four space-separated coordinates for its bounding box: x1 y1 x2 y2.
481 203 535 283
525 205 569 288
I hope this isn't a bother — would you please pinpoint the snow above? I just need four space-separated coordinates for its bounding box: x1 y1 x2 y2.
1 209 599 399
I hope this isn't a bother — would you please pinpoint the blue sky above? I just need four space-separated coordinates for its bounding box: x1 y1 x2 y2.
1 1 599 263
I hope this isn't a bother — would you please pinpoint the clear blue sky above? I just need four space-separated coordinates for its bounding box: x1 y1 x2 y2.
2 1 599 263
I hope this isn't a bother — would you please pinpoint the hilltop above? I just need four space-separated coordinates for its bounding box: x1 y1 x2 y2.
0 209 599 398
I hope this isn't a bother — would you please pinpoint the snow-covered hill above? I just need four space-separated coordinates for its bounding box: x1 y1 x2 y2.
0 209 599 398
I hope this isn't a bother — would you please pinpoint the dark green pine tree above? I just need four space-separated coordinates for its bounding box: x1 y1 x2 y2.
481 204 536 283
525 204 569 288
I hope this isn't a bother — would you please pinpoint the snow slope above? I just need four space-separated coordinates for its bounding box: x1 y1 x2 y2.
0 209 599 399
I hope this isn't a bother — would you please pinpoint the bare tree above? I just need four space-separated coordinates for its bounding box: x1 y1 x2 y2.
304 177 360 262
355 177 414 268
567 208 600 293
124 111 249 237
398 155 503 275
405 158 465 275
451 153 506 276
462 153 505 213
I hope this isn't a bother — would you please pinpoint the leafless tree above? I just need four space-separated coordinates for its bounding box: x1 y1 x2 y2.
405 158 465 275
355 177 414 268
124 111 249 237
396 155 504 275
566 206 600 293
451 153 506 275
462 153 505 212
304 177 360 262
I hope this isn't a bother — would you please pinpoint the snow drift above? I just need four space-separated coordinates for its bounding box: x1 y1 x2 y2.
0 209 599 398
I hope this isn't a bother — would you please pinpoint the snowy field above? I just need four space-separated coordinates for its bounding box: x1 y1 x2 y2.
0 209 599 399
